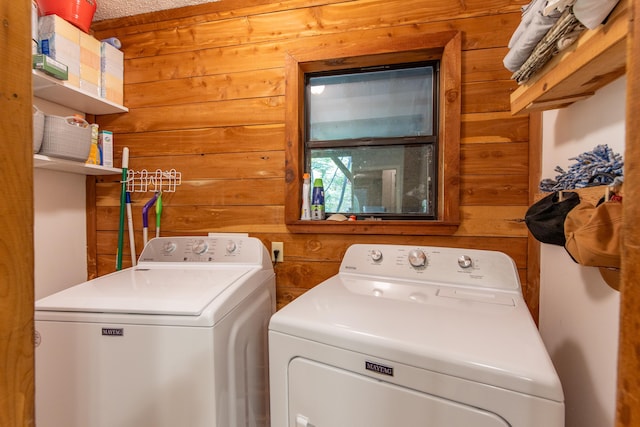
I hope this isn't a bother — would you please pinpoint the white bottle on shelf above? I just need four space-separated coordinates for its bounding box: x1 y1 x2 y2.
300 173 312 220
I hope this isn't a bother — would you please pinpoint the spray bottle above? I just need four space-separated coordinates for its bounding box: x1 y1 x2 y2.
311 178 325 220
300 173 312 220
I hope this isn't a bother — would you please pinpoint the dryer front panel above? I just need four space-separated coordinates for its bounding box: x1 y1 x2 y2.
288 357 510 427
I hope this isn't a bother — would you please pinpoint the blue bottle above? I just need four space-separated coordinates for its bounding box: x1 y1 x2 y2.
311 178 325 220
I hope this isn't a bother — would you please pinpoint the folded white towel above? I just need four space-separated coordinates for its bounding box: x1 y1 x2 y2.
508 0 547 48
573 0 620 29
504 3 562 72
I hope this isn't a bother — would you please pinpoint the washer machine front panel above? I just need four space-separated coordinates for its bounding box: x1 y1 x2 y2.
36 320 217 427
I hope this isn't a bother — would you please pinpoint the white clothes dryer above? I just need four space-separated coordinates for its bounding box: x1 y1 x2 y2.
269 244 564 427
35 235 275 427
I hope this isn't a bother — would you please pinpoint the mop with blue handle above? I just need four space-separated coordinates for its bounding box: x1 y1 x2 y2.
116 147 129 270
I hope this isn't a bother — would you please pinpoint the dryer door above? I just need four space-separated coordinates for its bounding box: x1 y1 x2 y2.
288 358 510 427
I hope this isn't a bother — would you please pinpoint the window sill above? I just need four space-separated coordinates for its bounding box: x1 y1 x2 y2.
286 220 459 235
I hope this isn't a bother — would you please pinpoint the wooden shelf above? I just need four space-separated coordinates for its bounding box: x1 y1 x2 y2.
32 70 126 175
34 154 121 175
510 0 628 115
33 70 128 115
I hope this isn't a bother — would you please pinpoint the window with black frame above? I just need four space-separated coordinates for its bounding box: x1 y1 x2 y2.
304 61 439 220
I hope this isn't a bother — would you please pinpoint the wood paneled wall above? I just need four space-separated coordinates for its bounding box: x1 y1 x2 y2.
0 0 35 425
616 0 640 424
91 0 536 313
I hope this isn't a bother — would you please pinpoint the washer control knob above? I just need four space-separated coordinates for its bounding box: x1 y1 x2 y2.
226 241 237 254
162 241 177 254
458 255 473 269
408 249 427 268
193 239 209 255
370 249 383 262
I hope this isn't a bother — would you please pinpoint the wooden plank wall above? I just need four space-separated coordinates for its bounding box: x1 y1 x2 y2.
0 0 35 425
616 0 640 424
91 0 535 313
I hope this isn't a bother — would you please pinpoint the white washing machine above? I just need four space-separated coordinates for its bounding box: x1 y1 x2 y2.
35 235 275 427
269 244 564 427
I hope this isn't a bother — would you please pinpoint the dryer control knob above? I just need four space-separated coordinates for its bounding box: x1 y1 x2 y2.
193 239 209 255
458 255 473 269
408 249 427 268
226 241 237 254
370 249 383 262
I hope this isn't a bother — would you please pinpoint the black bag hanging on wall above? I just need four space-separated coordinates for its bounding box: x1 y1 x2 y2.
524 191 580 246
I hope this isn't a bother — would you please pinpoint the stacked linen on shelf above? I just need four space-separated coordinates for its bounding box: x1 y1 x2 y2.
503 0 562 74
503 0 621 84
511 8 584 84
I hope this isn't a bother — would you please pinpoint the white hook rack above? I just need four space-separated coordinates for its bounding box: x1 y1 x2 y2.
126 169 182 193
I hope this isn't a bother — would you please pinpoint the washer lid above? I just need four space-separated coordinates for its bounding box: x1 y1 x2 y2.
269 274 564 403
35 266 252 316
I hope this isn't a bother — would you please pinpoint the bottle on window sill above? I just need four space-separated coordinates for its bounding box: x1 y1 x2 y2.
301 173 312 220
311 178 325 220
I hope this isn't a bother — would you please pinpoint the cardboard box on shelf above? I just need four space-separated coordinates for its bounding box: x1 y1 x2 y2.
80 32 101 97
101 42 124 105
38 14 80 87
33 54 68 80
98 130 113 167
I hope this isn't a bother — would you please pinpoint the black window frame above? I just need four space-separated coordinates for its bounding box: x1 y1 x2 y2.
303 61 441 220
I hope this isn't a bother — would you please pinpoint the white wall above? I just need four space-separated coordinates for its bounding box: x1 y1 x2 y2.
540 77 625 427
34 169 88 300
33 98 89 300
